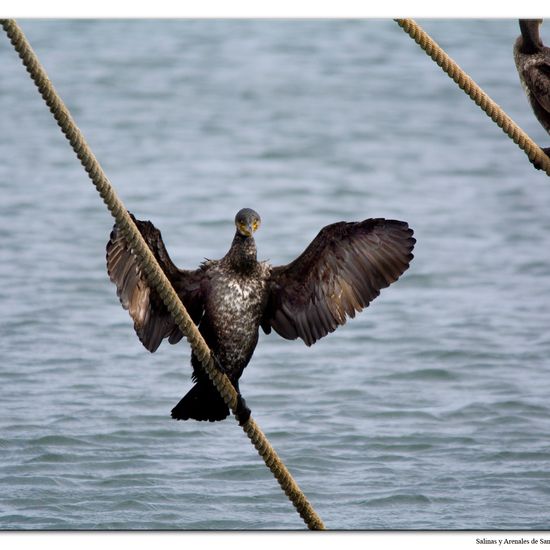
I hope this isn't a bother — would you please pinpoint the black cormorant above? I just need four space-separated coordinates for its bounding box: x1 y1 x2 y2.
514 19 550 169
106 208 415 424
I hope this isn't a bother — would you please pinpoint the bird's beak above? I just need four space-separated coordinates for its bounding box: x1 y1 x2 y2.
238 219 260 237
238 223 253 237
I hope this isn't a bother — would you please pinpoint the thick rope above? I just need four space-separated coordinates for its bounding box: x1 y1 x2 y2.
395 18 550 177
0 19 325 531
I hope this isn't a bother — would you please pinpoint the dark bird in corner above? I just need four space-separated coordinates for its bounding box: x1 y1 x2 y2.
514 19 550 169
106 208 415 425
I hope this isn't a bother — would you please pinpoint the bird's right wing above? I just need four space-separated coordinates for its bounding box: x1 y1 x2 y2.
106 213 204 352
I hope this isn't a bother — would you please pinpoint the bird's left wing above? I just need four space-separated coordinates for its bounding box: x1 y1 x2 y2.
522 56 550 115
261 218 415 346
106 213 204 352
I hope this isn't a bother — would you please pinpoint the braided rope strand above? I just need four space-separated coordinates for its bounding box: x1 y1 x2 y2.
0 18 324 531
395 18 550 177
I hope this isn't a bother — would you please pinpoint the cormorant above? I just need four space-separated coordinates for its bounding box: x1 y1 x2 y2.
514 19 550 169
106 208 415 424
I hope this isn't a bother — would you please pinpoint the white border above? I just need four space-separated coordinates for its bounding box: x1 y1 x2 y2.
2 0 550 18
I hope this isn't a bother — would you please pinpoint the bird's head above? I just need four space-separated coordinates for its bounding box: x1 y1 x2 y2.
235 208 261 237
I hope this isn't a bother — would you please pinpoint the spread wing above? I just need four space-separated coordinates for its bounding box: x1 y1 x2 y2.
106 213 204 352
261 218 415 346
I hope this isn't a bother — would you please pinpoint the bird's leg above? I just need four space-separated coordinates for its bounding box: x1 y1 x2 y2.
532 146 550 170
211 354 251 425
235 393 251 426
212 353 230 375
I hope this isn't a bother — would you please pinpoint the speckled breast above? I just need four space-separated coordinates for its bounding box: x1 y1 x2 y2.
205 264 270 372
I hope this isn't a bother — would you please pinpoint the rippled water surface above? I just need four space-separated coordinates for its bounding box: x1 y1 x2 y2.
1 19 550 530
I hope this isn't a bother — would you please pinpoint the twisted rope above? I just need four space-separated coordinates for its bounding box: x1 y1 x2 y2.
0 18 325 531
395 18 550 177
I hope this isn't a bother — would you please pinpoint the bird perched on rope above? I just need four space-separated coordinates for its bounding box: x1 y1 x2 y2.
514 19 550 169
106 208 415 425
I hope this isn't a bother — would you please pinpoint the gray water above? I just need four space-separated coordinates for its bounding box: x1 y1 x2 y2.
1 19 550 531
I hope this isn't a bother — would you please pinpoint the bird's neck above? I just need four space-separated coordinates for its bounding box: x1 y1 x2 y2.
225 232 258 273
520 20 543 54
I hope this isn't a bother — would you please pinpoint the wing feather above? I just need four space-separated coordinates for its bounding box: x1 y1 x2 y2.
517 44 550 133
524 62 550 115
106 213 204 352
262 218 415 346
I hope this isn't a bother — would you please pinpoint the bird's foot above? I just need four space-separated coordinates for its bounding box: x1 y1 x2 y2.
235 394 251 426
532 147 550 170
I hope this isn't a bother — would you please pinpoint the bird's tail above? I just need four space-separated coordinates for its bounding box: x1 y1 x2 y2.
171 380 230 422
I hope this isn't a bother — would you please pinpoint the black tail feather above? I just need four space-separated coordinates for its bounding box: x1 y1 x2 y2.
171 380 230 422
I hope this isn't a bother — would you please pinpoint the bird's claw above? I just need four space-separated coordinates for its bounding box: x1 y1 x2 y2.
532 147 550 170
